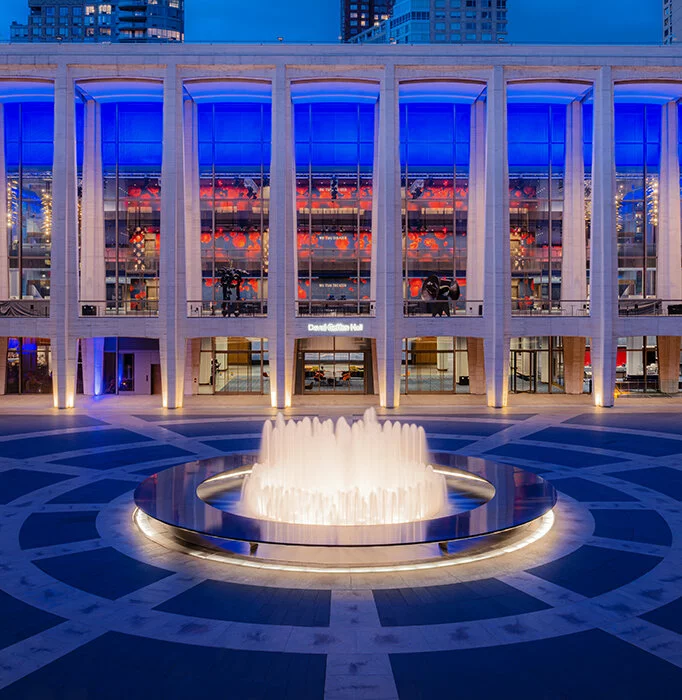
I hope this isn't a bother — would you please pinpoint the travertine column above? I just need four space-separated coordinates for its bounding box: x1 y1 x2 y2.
483 66 510 408
466 98 486 392
184 337 201 396
51 66 79 409
0 337 7 394
375 64 402 408
590 67 617 407
183 98 202 307
562 100 587 395
657 101 682 392
159 64 187 409
269 65 296 408
0 104 9 300
80 99 105 310
81 337 104 396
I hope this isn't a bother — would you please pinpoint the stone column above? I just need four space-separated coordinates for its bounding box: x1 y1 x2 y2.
269 65 296 408
184 337 201 396
81 337 104 396
80 99 105 310
561 100 587 395
483 66 511 408
657 100 682 393
466 98 486 392
590 67 617 407
159 64 187 409
375 64 402 408
0 104 9 300
183 98 202 309
51 66 79 409
0 337 7 394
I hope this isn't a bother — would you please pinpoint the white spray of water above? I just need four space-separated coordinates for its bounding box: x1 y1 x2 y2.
240 408 447 526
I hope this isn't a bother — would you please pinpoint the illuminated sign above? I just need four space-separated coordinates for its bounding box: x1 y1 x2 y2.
307 323 364 333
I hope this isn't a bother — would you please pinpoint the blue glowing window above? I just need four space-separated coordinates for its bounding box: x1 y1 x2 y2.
4 102 55 169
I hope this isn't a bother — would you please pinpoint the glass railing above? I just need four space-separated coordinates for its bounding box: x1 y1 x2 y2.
296 300 375 317
79 300 159 316
403 299 483 317
512 299 590 316
618 299 682 316
0 299 50 318
187 300 267 317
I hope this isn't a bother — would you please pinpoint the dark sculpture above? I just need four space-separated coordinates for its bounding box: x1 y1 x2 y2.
420 274 461 317
216 266 249 317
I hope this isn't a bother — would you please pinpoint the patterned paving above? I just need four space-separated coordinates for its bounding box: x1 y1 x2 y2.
0 401 680 699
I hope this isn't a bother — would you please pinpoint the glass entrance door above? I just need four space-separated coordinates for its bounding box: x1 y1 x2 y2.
302 350 366 393
510 349 537 393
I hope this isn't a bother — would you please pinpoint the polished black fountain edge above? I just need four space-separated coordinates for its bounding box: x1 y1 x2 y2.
134 453 557 548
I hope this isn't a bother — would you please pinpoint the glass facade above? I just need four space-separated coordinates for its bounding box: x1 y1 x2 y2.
198 337 269 394
615 104 660 299
400 103 470 314
101 102 163 314
401 337 470 393
197 102 271 314
295 102 374 315
5 103 54 300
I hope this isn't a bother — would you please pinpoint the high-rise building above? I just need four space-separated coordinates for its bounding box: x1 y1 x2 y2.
10 0 184 43
350 0 507 44
664 0 681 43
341 1 394 42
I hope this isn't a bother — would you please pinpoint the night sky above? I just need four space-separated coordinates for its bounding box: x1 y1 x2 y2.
0 0 662 43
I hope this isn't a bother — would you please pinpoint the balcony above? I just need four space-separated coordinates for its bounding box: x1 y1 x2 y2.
512 299 590 316
0 299 50 318
79 300 158 317
403 300 483 317
618 299 682 317
296 300 375 317
187 300 267 318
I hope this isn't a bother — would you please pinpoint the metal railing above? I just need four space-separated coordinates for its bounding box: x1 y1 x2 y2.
296 300 375 317
403 300 484 317
0 299 50 318
512 299 590 316
618 299 682 317
187 300 267 318
79 300 159 317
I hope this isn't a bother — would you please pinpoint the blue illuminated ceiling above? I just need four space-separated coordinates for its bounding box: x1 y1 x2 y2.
77 79 163 103
291 80 379 104
184 80 271 104
399 80 485 104
615 81 682 104
507 80 591 105
0 80 54 103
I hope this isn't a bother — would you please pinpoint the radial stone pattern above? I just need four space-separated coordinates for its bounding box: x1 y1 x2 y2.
0 406 680 700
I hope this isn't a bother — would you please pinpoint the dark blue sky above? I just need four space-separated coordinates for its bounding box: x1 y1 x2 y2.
0 0 662 43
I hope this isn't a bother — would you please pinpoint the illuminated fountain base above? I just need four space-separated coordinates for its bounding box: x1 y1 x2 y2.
134 452 557 573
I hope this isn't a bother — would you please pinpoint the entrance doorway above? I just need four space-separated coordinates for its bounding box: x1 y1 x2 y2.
509 337 565 394
294 337 375 395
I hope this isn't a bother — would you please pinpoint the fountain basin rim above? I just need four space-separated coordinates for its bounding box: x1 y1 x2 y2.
133 454 557 548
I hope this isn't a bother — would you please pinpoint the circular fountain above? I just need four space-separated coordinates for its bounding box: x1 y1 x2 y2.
134 410 557 572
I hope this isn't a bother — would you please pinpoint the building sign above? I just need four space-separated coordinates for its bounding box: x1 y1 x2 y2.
307 323 364 333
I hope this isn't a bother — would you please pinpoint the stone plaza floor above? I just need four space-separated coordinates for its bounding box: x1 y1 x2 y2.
0 394 680 698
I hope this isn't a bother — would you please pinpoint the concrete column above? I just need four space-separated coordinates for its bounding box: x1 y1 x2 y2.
80 99 105 312
183 98 202 307
467 336 486 395
466 99 485 311
562 99 587 311
466 99 487 392
269 65 296 408
563 336 585 395
51 66 78 409
658 335 680 393
184 337 201 396
483 66 510 408
590 67 617 407
0 104 9 300
159 64 187 409
0 337 7 394
658 101 682 304
81 336 104 396
375 64 402 408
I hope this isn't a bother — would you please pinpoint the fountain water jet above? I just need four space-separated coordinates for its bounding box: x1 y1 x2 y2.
240 408 448 526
